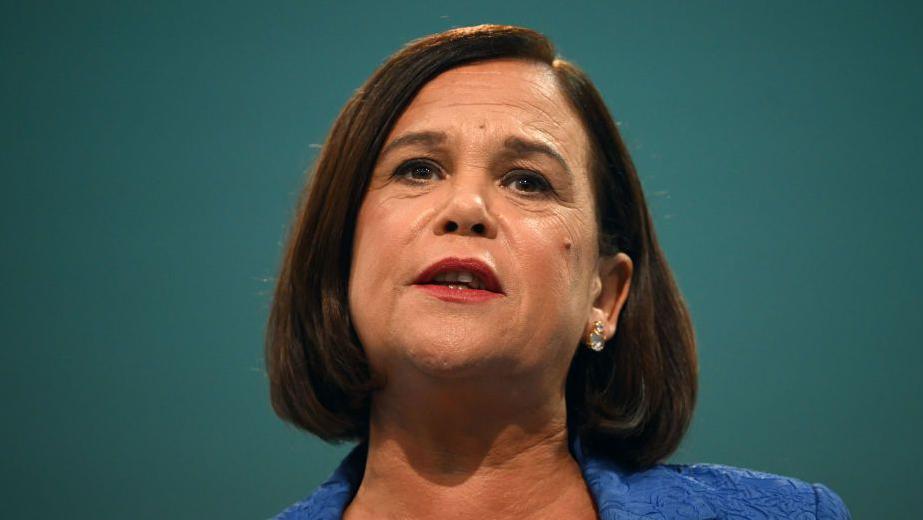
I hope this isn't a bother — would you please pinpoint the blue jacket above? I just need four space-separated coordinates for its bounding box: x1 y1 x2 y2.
275 436 850 519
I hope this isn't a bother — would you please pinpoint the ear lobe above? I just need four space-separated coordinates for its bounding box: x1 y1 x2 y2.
589 252 633 340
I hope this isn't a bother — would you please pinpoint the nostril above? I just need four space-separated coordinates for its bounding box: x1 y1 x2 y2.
472 223 486 235
444 221 459 233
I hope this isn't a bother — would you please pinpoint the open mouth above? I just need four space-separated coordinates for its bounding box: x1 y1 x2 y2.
413 257 504 302
425 270 488 290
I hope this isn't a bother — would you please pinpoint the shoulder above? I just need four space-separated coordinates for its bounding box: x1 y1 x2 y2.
272 444 366 520
273 478 353 520
648 463 850 519
585 458 851 519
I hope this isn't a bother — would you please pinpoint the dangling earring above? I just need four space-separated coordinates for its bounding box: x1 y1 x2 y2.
586 321 605 352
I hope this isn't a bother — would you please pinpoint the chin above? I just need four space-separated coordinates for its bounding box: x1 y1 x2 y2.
406 346 494 379
398 325 514 380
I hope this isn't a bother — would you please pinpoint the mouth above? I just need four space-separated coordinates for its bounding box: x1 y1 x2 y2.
412 257 504 303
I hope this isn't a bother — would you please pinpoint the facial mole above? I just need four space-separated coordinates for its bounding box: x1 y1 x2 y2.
563 239 573 251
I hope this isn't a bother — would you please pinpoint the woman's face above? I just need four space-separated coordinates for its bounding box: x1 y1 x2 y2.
349 58 628 388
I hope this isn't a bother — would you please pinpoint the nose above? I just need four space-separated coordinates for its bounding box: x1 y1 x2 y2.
432 181 498 239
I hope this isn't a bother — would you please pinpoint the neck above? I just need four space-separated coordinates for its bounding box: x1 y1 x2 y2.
343 374 597 520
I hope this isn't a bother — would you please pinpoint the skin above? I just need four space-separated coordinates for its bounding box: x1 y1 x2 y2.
346 58 633 520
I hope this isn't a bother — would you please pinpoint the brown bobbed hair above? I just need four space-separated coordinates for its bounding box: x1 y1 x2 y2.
266 24 697 470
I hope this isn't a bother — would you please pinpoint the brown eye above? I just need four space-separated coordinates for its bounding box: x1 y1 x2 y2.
502 171 552 194
394 160 441 183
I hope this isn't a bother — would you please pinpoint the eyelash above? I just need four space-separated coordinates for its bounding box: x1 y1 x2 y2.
392 159 555 197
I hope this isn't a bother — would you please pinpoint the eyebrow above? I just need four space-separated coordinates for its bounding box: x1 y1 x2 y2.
379 131 572 175
379 130 447 158
502 136 572 176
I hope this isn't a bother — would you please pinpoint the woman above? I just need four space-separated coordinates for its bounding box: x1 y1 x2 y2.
266 25 850 519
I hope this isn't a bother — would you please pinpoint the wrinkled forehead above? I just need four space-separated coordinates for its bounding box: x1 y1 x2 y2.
385 58 591 168
415 58 561 105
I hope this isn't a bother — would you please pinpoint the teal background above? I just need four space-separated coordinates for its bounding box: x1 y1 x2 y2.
3 1 921 518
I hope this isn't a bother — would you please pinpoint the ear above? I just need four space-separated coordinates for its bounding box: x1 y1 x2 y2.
588 252 633 341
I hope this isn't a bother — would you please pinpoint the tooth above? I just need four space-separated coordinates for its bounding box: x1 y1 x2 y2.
434 273 447 282
445 271 460 282
457 272 474 284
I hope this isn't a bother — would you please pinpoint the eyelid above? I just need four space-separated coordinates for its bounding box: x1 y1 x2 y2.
501 168 556 196
389 158 558 198
391 157 445 180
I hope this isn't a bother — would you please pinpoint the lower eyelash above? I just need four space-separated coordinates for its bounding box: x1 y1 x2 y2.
504 170 554 195
391 161 436 182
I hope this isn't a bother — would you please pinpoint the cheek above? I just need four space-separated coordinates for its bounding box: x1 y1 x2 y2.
515 210 595 290
496 209 596 372
351 193 420 282
349 196 400 331
348 192 434 344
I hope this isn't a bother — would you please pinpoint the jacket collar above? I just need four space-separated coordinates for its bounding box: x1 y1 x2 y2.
282 434 708 520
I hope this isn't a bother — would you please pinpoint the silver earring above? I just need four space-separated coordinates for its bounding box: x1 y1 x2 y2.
586 321 605 352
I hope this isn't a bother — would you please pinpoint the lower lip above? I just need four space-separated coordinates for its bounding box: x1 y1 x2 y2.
413 284 504 303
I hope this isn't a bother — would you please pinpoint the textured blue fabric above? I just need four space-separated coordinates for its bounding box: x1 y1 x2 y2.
274 436 850 519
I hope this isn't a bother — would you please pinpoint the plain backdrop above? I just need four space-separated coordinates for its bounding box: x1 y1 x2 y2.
3 1 921 518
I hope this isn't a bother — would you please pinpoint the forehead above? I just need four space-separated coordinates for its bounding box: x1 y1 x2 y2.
386 59 589 162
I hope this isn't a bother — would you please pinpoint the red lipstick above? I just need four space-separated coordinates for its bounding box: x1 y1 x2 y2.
413 257 504 303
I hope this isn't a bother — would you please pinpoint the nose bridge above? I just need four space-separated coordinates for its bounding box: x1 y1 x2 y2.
434 161 497 238
451 164 490 208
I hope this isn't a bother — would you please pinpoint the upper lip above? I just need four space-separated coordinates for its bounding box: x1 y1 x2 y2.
413 257 504 294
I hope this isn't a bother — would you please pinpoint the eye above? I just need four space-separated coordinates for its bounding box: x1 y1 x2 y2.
393 159 442 184
502 170 553 195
